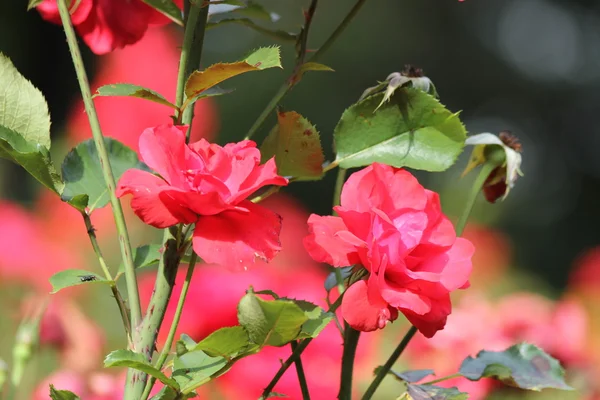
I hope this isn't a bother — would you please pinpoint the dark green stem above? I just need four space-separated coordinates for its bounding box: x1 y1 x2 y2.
56 0 141 331
338 325 361 400
262 294 344 398
141 252 199 400
333 168 347 209
361 326 417 400
81 212 131 343
245 0 369 140
455 161 498 236
291 341 311 400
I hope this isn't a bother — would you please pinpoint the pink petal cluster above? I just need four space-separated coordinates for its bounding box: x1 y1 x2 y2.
37 0 182 55
117 125 288 267
303 163 474 337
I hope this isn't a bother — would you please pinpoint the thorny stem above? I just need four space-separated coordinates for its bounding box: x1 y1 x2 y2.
291 341 311 400
129 2 210 398
361 326 418 400
141 252 199 400
245 0 369 140
261 294 345 398
81 212 131 343
56 0 141 331
361 159 503 399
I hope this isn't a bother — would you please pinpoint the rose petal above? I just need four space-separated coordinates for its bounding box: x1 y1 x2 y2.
342 280 398 331
303 215 362 267
138 124 199 188
193 200 282 268
402 295 451 338
405 238 474 291
116 169 197 228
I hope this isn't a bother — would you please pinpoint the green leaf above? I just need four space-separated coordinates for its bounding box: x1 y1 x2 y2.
139 0 182 25
194 326 250 360
261 111 324 179
237 290 308 347
333 88 466 172
289 299 333 339
291 62 334 85
0 54 63 193
406 383 468 400
176 334 198 357
185 46 281 98
104 349 180 390
394 369 435 383
172 350 227 392
149 386 178 400
260 393 289 399
49 270 111 294
94 84 177 109
0 53 51 149
324 266 353 291
254 289 280 299
0 126 63 194
116 244 162 278
27 0 44 10
207 19 296 42
459 343 574 391
61 137 147 212
49 385 81 400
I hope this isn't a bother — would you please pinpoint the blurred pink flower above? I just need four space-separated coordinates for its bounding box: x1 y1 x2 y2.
405 292 589 400
37 0 182 55
0 201 82 290
461 224 511 287
67 27 218 151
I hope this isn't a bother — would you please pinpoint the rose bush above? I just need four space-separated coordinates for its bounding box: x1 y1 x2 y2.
304 163 474 337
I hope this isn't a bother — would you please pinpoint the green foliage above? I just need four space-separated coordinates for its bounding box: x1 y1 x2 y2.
0 53 51 149
176 334 198 357
139 0 182 25
172 350 227 393
291 299 334 339
94 84 177 109
0 54 63 193
49 385 81 400
116 244 162 278
194 326 251 360
333 87 466 171
405 384 468 400
104 349 180 390
292 62 334 85
49 270 111 294
61 137 147 212
185 47 282 99
149 387 178 400
260 111 324 179
393 369 436 383
207 19 296 43
27 0 44 10
237 289 308 347
459 343 573 391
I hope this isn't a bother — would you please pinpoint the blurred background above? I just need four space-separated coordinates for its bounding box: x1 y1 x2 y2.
1 0 600 399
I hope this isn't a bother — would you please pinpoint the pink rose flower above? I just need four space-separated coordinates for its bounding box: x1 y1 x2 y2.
37 0 182 55
117 125 288 267
303 163 474 337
